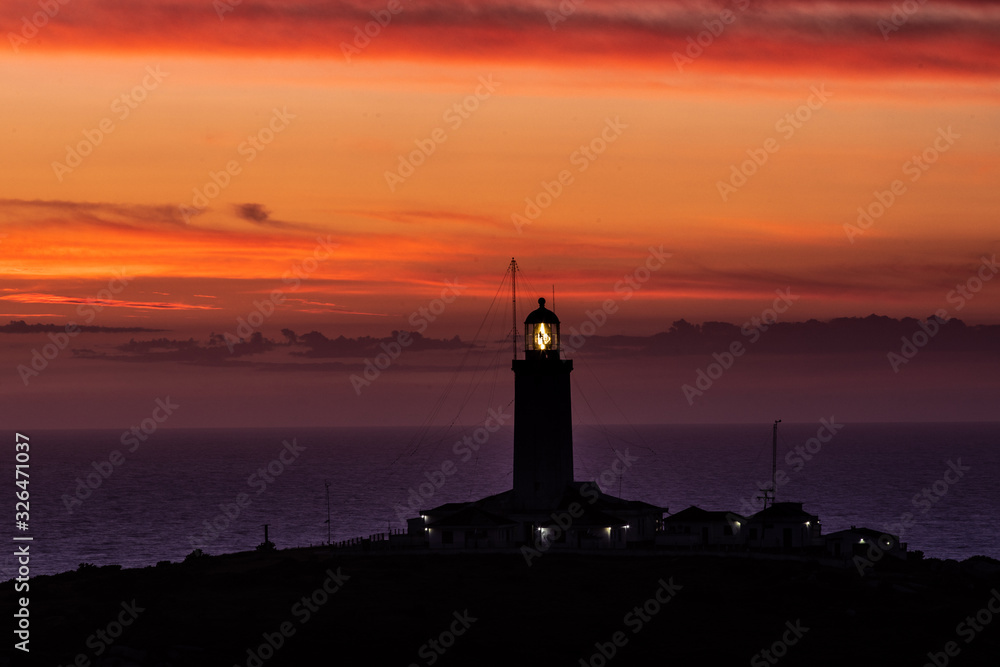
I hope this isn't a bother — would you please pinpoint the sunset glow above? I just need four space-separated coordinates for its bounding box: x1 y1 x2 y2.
2 0 998 426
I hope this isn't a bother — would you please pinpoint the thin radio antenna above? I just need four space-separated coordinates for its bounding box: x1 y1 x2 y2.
510 258 518 360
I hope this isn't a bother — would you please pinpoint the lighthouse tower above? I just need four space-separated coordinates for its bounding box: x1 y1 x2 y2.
412 262 668 550
512 297 574 510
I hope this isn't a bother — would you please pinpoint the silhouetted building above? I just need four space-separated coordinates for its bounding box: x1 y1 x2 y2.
824 527 906 560
746 502 821 549
411 297 666 550
658 506 747 548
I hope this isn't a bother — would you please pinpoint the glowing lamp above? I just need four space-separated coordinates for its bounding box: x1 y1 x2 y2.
536 323 552 349
524 297 560 360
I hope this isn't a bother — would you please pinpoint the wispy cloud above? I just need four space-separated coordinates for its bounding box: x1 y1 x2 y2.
8 0 998 78
233 203 312 231
0 313 60 317
0 198 187 230
0 320 164 334
0 293 219 311
344 208 509 231
282 298 390 316
70 328 470 367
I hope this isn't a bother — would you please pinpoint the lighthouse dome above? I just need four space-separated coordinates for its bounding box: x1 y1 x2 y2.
524 298 559 324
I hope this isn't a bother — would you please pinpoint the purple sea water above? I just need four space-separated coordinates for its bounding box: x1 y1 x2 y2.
6 422 998 578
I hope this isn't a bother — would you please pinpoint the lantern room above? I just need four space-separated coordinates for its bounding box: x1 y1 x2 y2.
524 297 560 360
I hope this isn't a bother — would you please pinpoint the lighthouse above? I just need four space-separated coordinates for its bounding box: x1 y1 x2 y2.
411 260 666 551
512 297 574 510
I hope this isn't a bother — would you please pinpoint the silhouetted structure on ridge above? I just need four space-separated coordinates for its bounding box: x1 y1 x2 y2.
408 277 666 551
512 297 574 510
391 261 907 563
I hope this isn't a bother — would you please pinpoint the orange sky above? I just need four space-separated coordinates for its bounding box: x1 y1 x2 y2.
1 1 1000 428
2 0 999 335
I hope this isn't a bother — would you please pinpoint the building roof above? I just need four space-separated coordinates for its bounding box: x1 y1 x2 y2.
664 506 744 523
425 506 517 528
824 527 895 541
423 490 512 516
568 481 667 513
538 502 628 528
749 502 819 523
421 502 469 514
420 482 664 527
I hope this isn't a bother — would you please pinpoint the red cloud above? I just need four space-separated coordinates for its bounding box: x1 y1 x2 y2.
6 0 999 78
0 293 219 310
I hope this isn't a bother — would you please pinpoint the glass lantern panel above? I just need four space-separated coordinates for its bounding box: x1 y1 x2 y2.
527 322 559 351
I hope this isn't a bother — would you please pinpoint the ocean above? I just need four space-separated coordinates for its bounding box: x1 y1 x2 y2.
7 422 998 578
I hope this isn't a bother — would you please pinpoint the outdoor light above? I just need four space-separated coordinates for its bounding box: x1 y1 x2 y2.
524 298 560 359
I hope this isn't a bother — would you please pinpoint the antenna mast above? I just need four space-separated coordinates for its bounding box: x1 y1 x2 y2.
756 419 781 510
510 258 518 360
325 480 331 544
771 419 780 503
